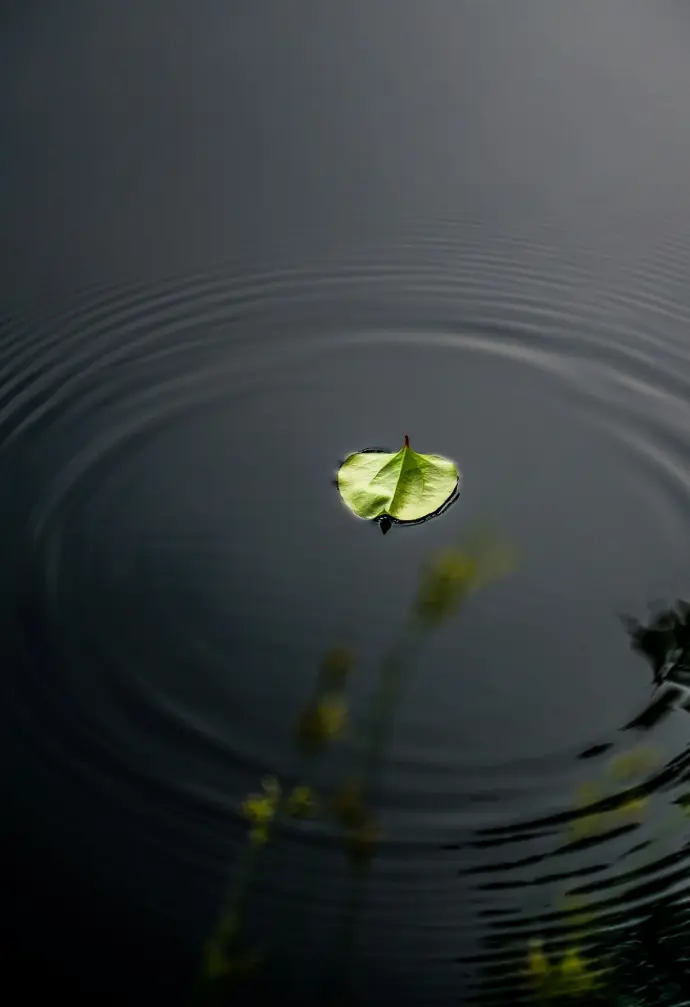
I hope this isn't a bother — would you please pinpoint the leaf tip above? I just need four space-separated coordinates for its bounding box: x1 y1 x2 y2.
404 433 410 448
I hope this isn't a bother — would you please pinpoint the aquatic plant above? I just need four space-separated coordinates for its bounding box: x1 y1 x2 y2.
295 646 355 755
563 745 661 845
284 783 318 819
316 531 517 1000
415 531 517 625
606 747 661 782
241 776 282 846
201 910 261 982
567 781 649 843
193 528 516 1002
196 776 322 998
524 937 610 1000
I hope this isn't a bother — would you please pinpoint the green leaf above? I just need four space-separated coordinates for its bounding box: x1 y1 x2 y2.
337 436 460 523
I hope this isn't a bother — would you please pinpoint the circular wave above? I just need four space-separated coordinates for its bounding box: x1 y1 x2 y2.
4 227 690 1000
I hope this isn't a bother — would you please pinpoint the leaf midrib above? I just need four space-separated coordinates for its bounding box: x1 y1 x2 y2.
389 446 425 515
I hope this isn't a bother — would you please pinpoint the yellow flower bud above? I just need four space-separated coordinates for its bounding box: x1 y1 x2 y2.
415 550 479 623
241 777 281 832
249 825 270 845
415 540 517 625
558 946 607 993
285 784 318 818
559 947 587 979
607 746 660 782
568 782 606 840
296 695 348 753
525 938 551 980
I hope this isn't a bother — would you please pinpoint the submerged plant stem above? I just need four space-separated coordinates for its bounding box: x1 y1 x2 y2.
191 831 266 1003
362 615 427 797
321 618 429 1001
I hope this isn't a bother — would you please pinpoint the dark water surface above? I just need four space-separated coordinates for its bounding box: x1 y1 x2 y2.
4 2 690 1003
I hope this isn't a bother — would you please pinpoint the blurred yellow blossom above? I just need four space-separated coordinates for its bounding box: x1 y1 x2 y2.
568 780 647 841
296 694 348 753
241 776 281 844
607 746 660 782
414 537 517 625
524 939 608 999
613 792 648 819
525 938 550 980
558 946 607 994
285 784 318 818
568 782 605 841
558 894 594 935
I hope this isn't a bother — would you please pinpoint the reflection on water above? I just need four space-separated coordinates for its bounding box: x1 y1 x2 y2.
467 603 690 1004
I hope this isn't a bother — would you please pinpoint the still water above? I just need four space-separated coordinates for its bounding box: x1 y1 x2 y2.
4 2 690 1003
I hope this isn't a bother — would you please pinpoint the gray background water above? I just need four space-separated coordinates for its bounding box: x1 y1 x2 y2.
4 2 690 1003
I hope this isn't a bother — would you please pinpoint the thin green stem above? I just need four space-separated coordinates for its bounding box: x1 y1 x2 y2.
361 615 428 797
190 832 266 1004
321 617 430 1001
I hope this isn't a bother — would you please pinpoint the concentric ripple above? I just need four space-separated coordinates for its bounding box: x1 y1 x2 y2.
4 225 690 1001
